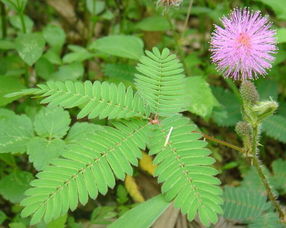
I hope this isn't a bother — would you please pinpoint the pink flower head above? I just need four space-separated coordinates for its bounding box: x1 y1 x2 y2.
210 8 277 80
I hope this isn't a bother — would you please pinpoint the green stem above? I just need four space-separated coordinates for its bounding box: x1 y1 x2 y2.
165 14 189 75
193 131 244 153
180 0 193 41
0 2 7 38
19 12 26 33
251 124 286 222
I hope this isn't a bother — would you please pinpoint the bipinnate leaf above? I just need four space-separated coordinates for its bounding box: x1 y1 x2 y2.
65 122 105 144
21 119 150 224
0 114 34 153
135 48 188 116
149 115 223 226
262 115 286 143
8 81 149 120
34 106 71 139
223 186 270 222
271 159 286 194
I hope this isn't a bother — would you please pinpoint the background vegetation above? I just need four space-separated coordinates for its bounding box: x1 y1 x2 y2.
0 0 286 227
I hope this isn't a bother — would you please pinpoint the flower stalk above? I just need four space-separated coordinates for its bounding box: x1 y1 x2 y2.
238 81 286 223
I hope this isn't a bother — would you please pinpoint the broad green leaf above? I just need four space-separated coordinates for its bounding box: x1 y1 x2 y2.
0 40 15 50
0 210 7 224
43 24 66 49
254 0 286 20
263 115 286 143
109 195 171 228
0 114 33 153
49 63 84 80
277 28 286 43
65 122 105 144
211 87 241 127
89 35 144 60
256 79 278 101
9 15 34 33
103 63 136 82
0 170 33 203
63 46 95 63
35 57 55 80
27 137 66 171
0 75 25 107
186 76 219 118
86 0 105 15
15 33 46 66
0 108 16 119
34 106 71 139
136 16 170 31
44 49 62 65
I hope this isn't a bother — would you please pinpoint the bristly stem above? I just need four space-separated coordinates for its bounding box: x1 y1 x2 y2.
251 124 286 222
193 131 244 153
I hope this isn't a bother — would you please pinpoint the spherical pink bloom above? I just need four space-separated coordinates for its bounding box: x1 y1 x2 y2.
210 8 277 80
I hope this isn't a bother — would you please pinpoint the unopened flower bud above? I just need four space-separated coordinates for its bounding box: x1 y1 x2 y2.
252 100 278 121
240 80 259 104
235 121 252 138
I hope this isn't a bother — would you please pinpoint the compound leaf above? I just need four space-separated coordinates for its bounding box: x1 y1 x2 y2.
135 48 188 116
149 115 223 226
21 119 150 224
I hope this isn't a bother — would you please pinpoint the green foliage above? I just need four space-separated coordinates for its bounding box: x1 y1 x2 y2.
271 159 286 194
0 114 34 153
109 195 170 228
62 46 94 64
277 28 286 43
89 35 144 60
254 0 286 20
136 16 171 31
34 106 71 139
0 170 33 203
135 48 188 116
21 119 149 224
103 63 136 82
211 87 241 126
10 80 149 120
186 76 219 118
223 186 270 222
262 115 286 143
149 115 223 226
15 33 46 66
223 186 283 227
27 138 66 171
249 212 284 228
0 75 25 106
42 24 66 50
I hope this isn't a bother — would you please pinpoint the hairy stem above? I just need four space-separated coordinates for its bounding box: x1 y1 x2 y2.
193 131 244 153
251 124 286 222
